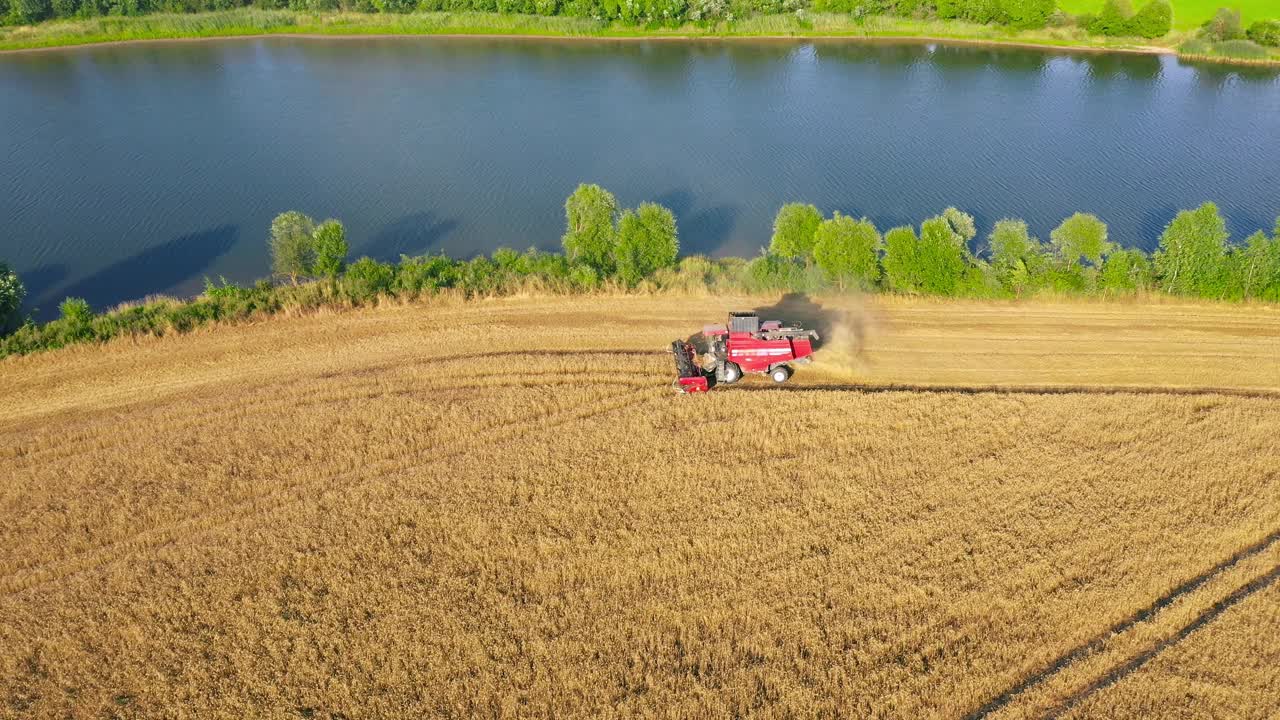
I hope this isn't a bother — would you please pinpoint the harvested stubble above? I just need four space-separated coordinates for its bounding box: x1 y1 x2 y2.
1 293 1278 718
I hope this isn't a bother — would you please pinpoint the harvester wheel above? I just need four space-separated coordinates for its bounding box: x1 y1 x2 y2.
722 362 743 384
771 365 792 383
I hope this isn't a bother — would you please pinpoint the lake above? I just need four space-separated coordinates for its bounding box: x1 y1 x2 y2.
2 37 1278 318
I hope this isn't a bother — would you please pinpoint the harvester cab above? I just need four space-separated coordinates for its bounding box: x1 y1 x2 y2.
672 311 819 393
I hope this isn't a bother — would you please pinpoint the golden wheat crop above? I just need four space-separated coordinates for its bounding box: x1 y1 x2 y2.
1 293 1278 719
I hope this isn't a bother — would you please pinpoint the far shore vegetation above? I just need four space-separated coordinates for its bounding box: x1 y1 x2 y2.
0 1 1278 64
3 186 1279 359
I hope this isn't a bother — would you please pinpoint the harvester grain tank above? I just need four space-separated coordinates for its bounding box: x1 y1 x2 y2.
672 312 818 393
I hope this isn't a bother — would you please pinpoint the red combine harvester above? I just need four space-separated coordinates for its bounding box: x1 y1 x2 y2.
672 312 819 393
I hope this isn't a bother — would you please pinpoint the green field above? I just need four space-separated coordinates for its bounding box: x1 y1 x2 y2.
1057 0 1275 30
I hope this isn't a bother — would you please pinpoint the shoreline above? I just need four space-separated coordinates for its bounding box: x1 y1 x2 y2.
4 27 1275 67
0 29 1185 58
2 10 1273 66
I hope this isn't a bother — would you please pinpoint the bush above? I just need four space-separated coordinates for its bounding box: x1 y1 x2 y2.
811 213 881 289
769 203 823 261
520 249 575 289
58 297 95 342
312 219 349 280
394 254 458 294
614 202 679 286
745 252 812 292
1099 248 1152 293
202 275 249 302
457 256 501 296
1128 0 1171 38
270 211 317 285
0 261 25 334
342 257 395 301
562 184 618 274
1247 20 1280 47
568 263 600 291
654 255 722 292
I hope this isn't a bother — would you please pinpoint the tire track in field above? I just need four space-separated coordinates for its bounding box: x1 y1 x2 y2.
964 527 1280 719
730 382 1280 400
1045 563 1280 719
0 346 665 434
0 383 660 598
2 349 668 469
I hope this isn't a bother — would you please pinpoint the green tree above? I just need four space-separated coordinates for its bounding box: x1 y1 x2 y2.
1154 202 1230 297
1239 230 1280 301
812 213 881 289
1247 20 1280 47
50 0 79 17
312 219 349 280
916 217 968 295
1099 248 1153 293
1203 7 1243 41
1051 213 1112 268
1088 0 1134 35
998 0 1055 28
614 202 679 286
988 219 1047 295
769 203 823 260
0 261 25 334
942 207 977 246
270 211 317 285
882 226 922 292
561 184 618 274
11 0 51 22
1129 0 1172 38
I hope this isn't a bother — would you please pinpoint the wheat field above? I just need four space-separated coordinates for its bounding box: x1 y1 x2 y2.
2 293 1279 718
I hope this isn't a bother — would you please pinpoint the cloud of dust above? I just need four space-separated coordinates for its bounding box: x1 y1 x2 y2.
807 295 881 381
747 292 883 382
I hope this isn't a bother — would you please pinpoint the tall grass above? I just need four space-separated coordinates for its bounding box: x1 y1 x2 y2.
1178 36 1279 62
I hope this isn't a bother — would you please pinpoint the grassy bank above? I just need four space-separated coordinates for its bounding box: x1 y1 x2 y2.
0 7 1250 58
1058 0 1275 31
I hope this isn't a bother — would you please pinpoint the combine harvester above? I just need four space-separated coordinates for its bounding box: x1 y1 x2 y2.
672 312 819 393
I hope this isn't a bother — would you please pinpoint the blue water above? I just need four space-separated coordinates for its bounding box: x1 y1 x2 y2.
2 37 1278 318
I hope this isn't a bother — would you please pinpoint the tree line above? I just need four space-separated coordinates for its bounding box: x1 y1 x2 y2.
10 0 1280 52
26 0 1280 44
749 201 1280 301
2 187 1279 358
